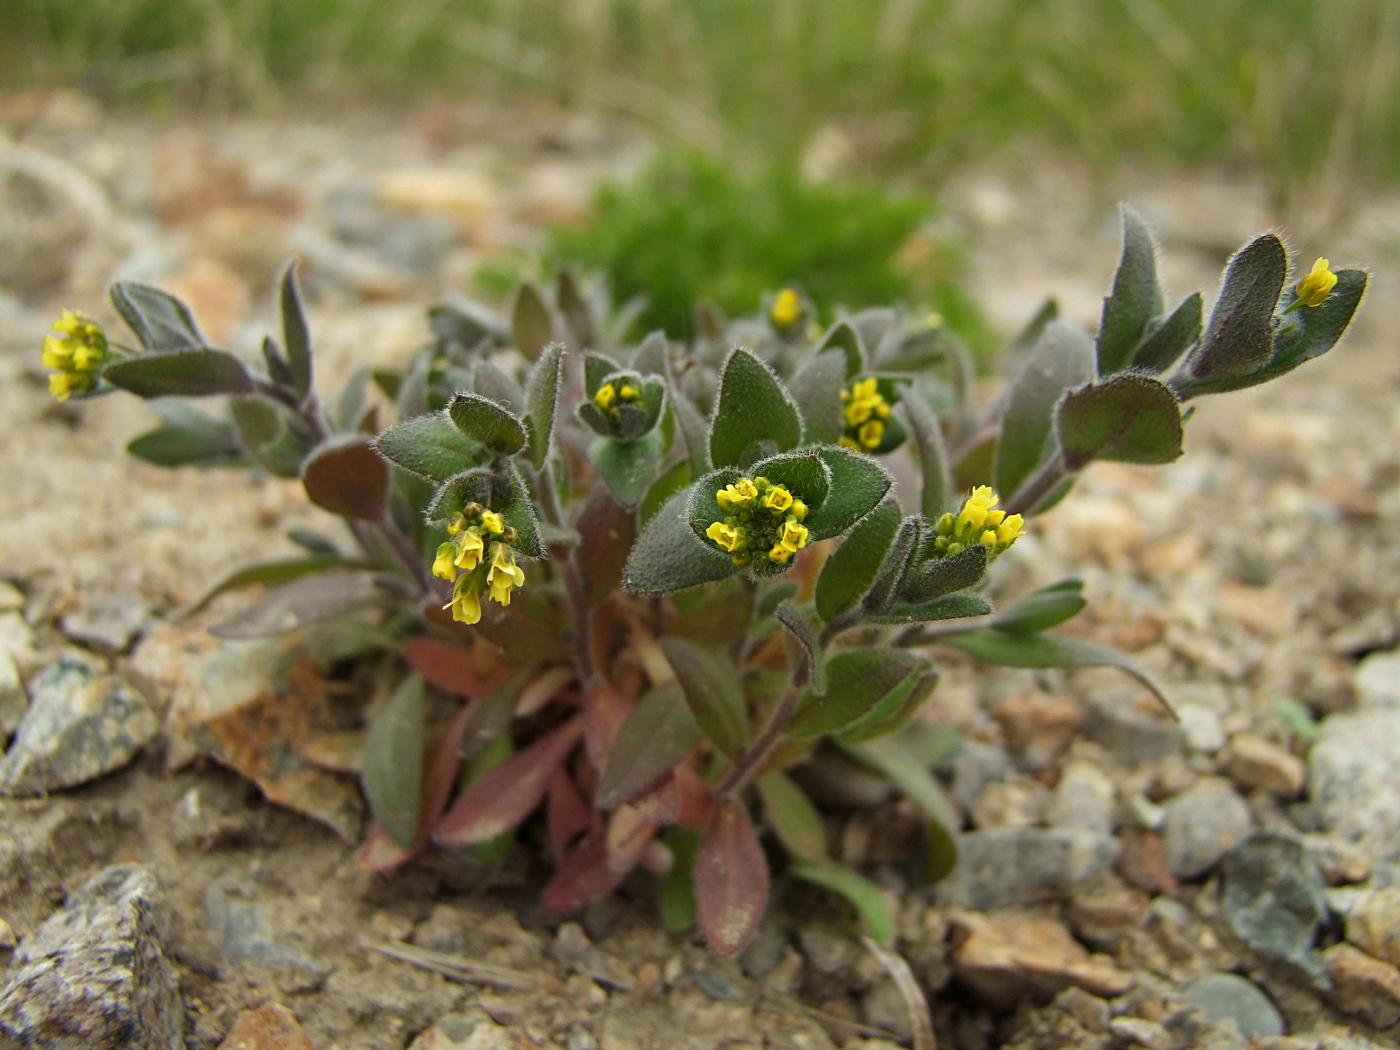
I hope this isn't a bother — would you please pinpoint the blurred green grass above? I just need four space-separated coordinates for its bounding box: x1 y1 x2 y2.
4 0 1399 212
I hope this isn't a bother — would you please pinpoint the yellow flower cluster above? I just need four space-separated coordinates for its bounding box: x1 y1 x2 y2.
42 310 112 401
839 377 892 452
594 380 641 415
769 288 803 331
433 504 525 624
932 486 1025 561
705 476 810 567
1295 257 1337 309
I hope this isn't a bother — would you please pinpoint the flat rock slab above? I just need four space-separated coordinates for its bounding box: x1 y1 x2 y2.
0 864 184 1049
935 828 1118 909
0 656 157 795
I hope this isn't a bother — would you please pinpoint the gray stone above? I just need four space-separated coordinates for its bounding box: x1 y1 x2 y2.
0 656 158 795
1308 706 1400 886
1184 973 1284 1039
203 876 323 978
1161 778 1252 879
0 648 26 737
1081 693 1184 766
934 828 1119 909
947 740 1013 810
1354 648 1400 710
551 922 634 992
566 1024 598 1050
407 1009 531 1050
1177 701 1226 754
1220 834 1328 981
1108 1016 1172 1050
738 920 788 980
0 864 184 1048
1047 759 1115 835
59 589 152 654
689 966 742 1002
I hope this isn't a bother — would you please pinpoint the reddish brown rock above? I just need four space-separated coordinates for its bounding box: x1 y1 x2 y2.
218 1002 315 1050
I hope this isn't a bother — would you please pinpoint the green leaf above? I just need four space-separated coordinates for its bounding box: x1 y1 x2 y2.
758 773 826 862
942 628 1175 714
110 281 206 352
362 674 425 848
592 431 661 507
1096 203 1164 376
861 516 921 616
774 601 826 695
301 435 391 520
280 260 313 397
815 498 901 621
496 462 546 559
556 268 595 349
126 401 241 466
596 681 701 809
992 579 1086 634
229 395 307 477
1007 297 1059 359
658 827 700 933
1131 292 1202 373
512 282 554 362
686 453 832 549
668 375 713 476
902 393 951 518
447 392 528 456
261 336 293 388
624 487 737 594
374 413 485 482
816 319 865 380
845 734 959 881
425 467 494 526
180 555 357 617
657 637 748 762
993 320 1095 500
639 459 691 527
789 352 846 445
788 648 925 738
583 352 623 396
708 348 803 468
840 668 939 744
523 343 564 468
103 349 253 398
1056 373 1183 471
791 860 893 944
801 446 893 542
898 543 987 605
876 592 991 624
472 360 525 410
1188 233 1287 379
1268 268 1367 376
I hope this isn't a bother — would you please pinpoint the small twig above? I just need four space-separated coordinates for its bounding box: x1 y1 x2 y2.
1002 450 1067 517
716 685 799 796
366 941 536 991
863 937 937 1050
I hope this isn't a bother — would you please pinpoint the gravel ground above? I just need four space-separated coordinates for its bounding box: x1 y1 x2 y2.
1 93 1399 1049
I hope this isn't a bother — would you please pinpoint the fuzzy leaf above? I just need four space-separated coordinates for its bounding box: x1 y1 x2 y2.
362 674 424 848
524 343 564 468
791 861 893 944
229 395 307 477
861 515 921 616
816 319 865 380
301 435 391 520
425 467 495 525
696 801 769 956
840 668 939 744
103 349 253 398
639 459 691 527
209 571 383 638
434 716 584 845
592 431 661 507
815 499 900 621
709 348 803 468
584 352 623 397
126 403 241 467
1097 204 1164 376
801 446 893 541
774 601 826 695
447 392 527 456
279 260 313 397
788 649 925 738
472 360 525 410
576 486 639 602
625 487 737 594
789 352 847 445
556 269 594 349
942 628 1174 714
876 592 992 624
658 638 748 762
669 378 713 476
993 579 1086 634
110 281 206 353
1189 233 1287 379
902 393 951 518
181 555 355 616
758 772 826 862
898 543 987 605
374 413 485 482
1057 374 1183 471
596 681 701 809
993 320 1095 500
1267 268 1367 376
403 637 506 699
1131 292 1202 372
496 462 546 559
512 282 554 362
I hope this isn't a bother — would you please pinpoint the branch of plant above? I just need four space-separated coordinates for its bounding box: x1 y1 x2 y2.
532 461 596 683
716 682 801 797
1003 450 1069 517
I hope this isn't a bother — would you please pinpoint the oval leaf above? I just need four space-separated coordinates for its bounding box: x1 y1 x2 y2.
103 349 253 398
524 342 564 468
1056 373 1183 471
209 571 383 638
801 446 894 541
709 348 802 468
596 681 702 809
696 801 769 956
625 488 736 594
374 413 485 482
657 638 748 762
1132 292 1202 373
110 281 206 352
447 392 527 455
302 435 391 519
992 579 1086 634
788 649 924 738
791 860 893 944
362 674 425 848
902 393 951 518
1189 233 1287 379
757 772 826 862
512 283 554 362
1096 203 1164 376
280 260 313 397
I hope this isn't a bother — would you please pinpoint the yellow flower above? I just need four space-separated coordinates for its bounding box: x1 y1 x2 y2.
857 419 885 450
454 528 486 570
768 545 793 566
706 521 745 553
445 514 467 536
770 288 803 330
934 487 1025 561
446 575 484 625
479 510 505 536
840 377 894 452
42 310 110 402
995 514 1026 547
48 371 94 401
486 542 526 606
789 499 807 521
619 384 640 401
594 383 617 411
1296 257 1337 308
777 519 809 554
762 485 793 513
717 478 758 512
432 541 458 581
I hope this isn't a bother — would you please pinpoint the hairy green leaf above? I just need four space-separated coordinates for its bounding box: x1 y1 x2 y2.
512 282 554 362
902 392 951 518
789 352 847 445
625 487 736 593
801 446 893 541
898 543 987 605
362 674 424 848
447 392 527 455
592 431 661 507
815 498 900 621
103 349 253 398
374 413 485 482
1097 203 1164 376
1189 233 1287 379
774 600 826 695
788 649 925 738
758 772 826 862
523 343 564 468
1131 292 1202 373
1057 374 1183 470
992 579 1086 634
280 260 313 397
110 281 206 353
816 319 865 380
658 637 748 762
709 347 802 468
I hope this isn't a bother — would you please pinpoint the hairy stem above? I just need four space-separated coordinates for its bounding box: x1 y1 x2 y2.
534 462 595 683
1003 450 1068 517
716 685 799 797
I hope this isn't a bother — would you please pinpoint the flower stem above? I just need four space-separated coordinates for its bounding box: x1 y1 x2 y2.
716 685 799 797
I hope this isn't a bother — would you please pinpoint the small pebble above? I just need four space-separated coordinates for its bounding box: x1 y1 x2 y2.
1220 733 1305 796
1184 972 1284 1039
1344 887 1400 967
1109 1016 1173 1050
1161 778 1252 880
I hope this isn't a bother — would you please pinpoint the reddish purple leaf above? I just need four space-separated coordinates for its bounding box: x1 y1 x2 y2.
696 801 770 956
674 763 715 828
547 767 592 864
582 680 631 774
301 435 391 520
434 716 584 846
357 822 413 872
606 803 661 875
405 637 509 699
542 828 632 915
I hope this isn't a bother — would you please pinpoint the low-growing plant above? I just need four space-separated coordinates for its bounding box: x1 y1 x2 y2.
43 208 1365 954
